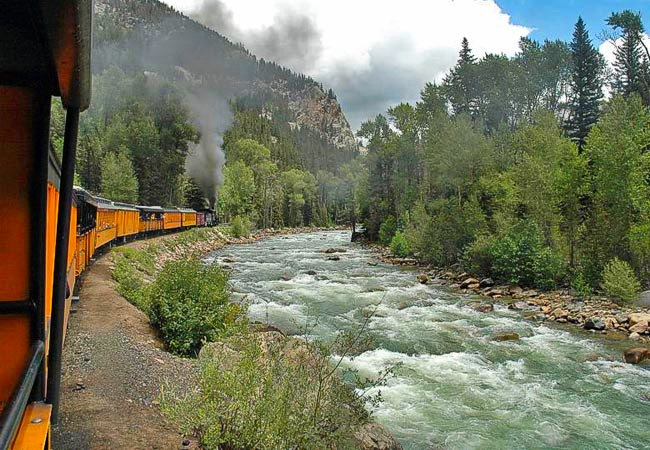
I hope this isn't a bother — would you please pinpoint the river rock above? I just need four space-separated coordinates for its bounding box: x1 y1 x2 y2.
492 332 520 342
304 270 317 275
584 318 606 331
418 273 429 284
637 290 650 307
323 247 347 254
471 302 494 313
480 278 495 287
487 288 504 297
327 256 341 261
551 308 569 320
460 277 479 288
629 320 649 334
629 332 642 340
281 275 292 281
628 313 650 327
509 286 523 295
354 423 403 450
623 347 650 364
508 301 530 311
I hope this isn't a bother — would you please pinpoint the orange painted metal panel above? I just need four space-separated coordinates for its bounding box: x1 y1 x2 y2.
163 212 182 230
11 402 52 449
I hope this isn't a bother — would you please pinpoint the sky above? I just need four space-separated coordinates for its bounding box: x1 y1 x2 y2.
164 0 650 130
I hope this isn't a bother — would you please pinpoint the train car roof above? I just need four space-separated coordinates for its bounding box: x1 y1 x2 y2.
162 207 181 213
137 205 165 213
178 208 197 213
112 202 139 212
0 1 92 110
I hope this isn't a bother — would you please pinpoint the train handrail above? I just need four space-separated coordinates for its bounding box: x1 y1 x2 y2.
0 341 45 450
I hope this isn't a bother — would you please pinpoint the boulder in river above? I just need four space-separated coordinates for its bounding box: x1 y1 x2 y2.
304 270 317 276
623 347 650 364
584 318 606 331
418 273 429 284
460 277 479 288
281 275 292 281
327 256 341 261
323 247 347 254
471 302 494 313
492 332 520 342
354 423 403 450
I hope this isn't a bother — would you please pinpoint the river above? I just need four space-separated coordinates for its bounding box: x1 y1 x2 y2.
208 230 650 449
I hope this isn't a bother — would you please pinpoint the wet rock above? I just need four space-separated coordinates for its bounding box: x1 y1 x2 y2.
492 332 520 342
637 290 650 307
629 332 642 340
551 308 569 320
316 275 329 281
487 288 504 297
480 278 494 287
354 423 403 450
584 318 605 331
509 286 523 295
418 273 429 284
629 320 649 334
460 277 479 288
304 270 317 275
327 256 341 261
471 302 494 313
507 301 528 311
323 247 347 254
222 257 236 263
281 275 292 281
604 317 619 330
467 283 480 290
623 347 650 364
367 261 378 267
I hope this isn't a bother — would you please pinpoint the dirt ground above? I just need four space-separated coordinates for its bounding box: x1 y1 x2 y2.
51 246 197 449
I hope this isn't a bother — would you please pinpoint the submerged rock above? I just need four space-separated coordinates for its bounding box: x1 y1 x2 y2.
304 270 317 275
418 273 429 284
327 256 341 261
492 332 520 342
323 247 347 254
281 275 292 281
471 302 494 313
624 347 650 364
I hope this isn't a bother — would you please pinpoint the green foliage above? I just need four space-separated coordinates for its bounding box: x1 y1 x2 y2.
219 161 256 222
162 330 369 449
390 231 410 257
230 215 251 238
601 258 642 305
570 271 593 299
149 258 239 356
100 151 139 203
378 216 397 246
112 252 151 313
489 220 564 289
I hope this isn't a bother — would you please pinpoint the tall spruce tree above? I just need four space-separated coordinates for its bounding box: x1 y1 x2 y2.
566 17 603 150
444 38 478 116
607 10 650 103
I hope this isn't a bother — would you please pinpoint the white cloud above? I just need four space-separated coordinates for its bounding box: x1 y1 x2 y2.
166 0 531 128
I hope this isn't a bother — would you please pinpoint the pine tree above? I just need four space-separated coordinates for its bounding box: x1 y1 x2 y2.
566 17 603 150
444 37 478 116
608 10 650 103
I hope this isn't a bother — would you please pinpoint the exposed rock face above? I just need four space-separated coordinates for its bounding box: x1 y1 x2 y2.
354 423 403 450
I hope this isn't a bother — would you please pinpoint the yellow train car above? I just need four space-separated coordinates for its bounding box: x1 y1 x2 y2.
163 208 182 230
179 208 197 228
113 202 140 239
137 206 164 233
0 2 91 447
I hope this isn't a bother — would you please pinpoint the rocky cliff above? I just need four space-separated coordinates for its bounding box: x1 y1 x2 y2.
94 0 357 152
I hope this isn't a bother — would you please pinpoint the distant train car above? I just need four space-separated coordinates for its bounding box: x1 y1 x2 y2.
163 208 182 230
137 206 164 233
113 202 140 239
179 208 197 228
74 187 98 275
196 212 206 227
197 208 217 227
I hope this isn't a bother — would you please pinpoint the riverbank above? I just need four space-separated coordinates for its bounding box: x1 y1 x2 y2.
55 226 399 449
367 242 650 347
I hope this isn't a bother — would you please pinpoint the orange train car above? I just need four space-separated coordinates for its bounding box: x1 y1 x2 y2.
0 1 92 448
113 202 140 239
163 208 182 230
179 208 197 228
138 206 164 234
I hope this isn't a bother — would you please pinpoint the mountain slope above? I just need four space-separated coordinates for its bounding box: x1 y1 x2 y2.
94 0 358 153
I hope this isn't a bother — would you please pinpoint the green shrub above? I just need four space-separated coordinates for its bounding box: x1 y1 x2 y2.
149 258 240 356
489 220 564 289
112 249 153 313
570 271 593 299
378 215 397 246
162 331 368 449
462 233 496 276
601 258 641 305
230 215 251 238
390 231 410 257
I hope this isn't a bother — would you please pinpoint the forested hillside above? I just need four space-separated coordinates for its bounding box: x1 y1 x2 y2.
53 0 358 222
355 11 650 298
